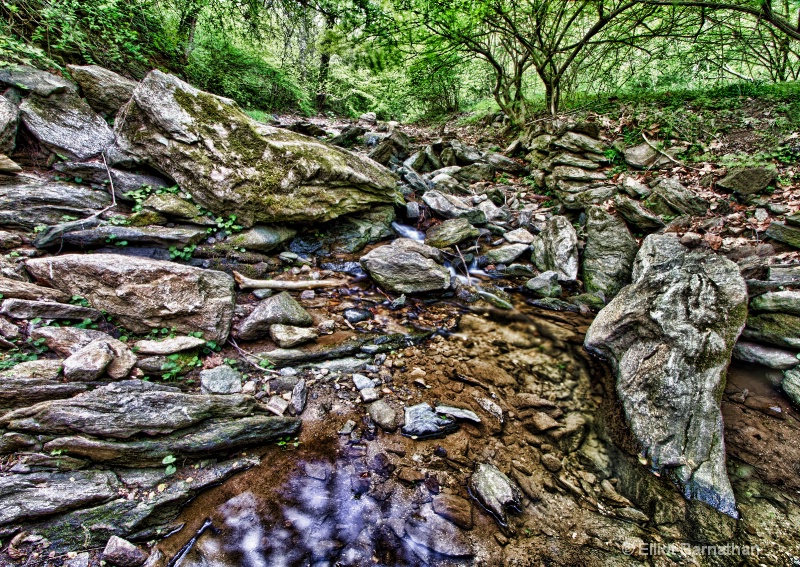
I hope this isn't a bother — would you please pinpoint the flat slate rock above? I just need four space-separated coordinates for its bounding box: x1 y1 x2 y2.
0 380 254 439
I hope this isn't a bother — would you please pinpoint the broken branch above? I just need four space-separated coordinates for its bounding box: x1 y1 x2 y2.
233 271 349 290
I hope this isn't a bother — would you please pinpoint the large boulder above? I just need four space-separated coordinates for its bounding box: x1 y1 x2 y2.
585 234 747 517
582 207 638 298
717 167 775 196
532 216 579 282
67 64 137 116
360 238 451 294
19 93 115 160
26 254 234 341
114 71 399 226
0 175 112 229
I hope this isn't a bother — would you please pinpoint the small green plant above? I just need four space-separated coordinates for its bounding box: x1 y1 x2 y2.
33 224 48 234
74 318 99 330
169 245 196 261
108 215 130 226
162 454 177 476
276 435 300 450
214 215 243 236
160 352 202 381
258 358 274 370
70 295 90 307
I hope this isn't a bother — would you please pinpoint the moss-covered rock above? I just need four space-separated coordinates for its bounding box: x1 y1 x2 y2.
115 71 400 226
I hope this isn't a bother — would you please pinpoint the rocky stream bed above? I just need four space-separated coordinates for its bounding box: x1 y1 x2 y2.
0 63 798 566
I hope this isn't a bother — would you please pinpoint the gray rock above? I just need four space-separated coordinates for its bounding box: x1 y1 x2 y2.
0 470 118 526
228 225 297 252
67 65 137 116
582 206 638 298
765 221 800 249
647 178 707 217
102 535 148 567
63 340 114 381
435 405 481 423
0 359 63 380
0 65 77 96
552 131 606 154
732 341 799 369
619 175 652 198
0 276 70 302
132 335 205 355
200 365 243 394
585 234 747 517
360 239 451 294
454 163 494 183
0 175 112 230
352 373 376 390
425 218 480 248
551 165 606 182
525 271 561 298
718 167 775 196
450 140 483 164
484 152 524 173
623 143 679 169
141 192 203 220
63 225 206 249
751 290 800 315
741 312 800 349
360 387 380 402
614 194 665 232
0 317 19 339
237 292 313 341
368 399 397 431
503 228 534 244
52 161 171 204
291 379 307 413
115 71 398 225
24 457 258 553
44 415 298 466
26 254 234 341
551 152 600 170
270 324 318 348
0 298 101 320
485 243 529 265
0 379 254 438
531 216 579 282
783 368 800 406
0 95 19 154
421 190 486 224
20 93 114 160
469 463 522 526
401 403 457 438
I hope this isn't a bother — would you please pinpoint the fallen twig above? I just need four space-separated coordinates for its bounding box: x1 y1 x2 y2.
641 132 702 171
233 271 349 290
226 338 280 374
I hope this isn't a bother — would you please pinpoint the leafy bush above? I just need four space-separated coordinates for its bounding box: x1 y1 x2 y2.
186 35 312 114
0 0 171 76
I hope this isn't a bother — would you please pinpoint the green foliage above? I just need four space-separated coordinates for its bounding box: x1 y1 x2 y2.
276 435 300 450
0 0 172 75
0 337 48 371
186 33 312 114
162 454 177 475
169 245 197 261
160 352 202 381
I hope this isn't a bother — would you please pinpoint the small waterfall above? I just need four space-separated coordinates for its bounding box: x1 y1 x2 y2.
391 222 425 242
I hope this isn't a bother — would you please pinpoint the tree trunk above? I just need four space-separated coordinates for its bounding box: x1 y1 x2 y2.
316 13 337 110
